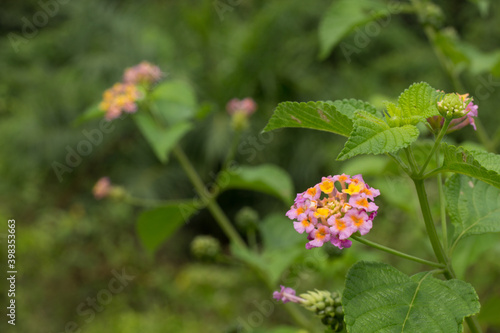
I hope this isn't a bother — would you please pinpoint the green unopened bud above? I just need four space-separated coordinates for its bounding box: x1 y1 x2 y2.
190 235 221 261
235 207 259 232
231 110 250 131
437 93 468 118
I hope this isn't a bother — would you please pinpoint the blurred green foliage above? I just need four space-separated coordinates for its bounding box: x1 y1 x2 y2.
1 0 500 332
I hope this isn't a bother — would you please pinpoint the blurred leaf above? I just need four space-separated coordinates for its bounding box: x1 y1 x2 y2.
396 82 440 123
134 112 192 163
253 327 307 333
319 0 388 59
468 0 490 17
337 111 419 161
73 104 105 126
435 144 500 189
260 213 304 251
151 80 197 125
223 164 294 204
343 261 480 333
478 295 500 325
137 202 197 253
451 233 500 279
263 101 353 137
341 155 390 176
445 174 500 251
232 214 304 285
434 32 470 68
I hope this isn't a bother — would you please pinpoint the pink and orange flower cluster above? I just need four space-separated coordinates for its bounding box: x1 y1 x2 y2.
99 61 162 120
286 174 379 250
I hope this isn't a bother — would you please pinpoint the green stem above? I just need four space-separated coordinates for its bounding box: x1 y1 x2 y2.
436 143 448 251
386 152 411 175
404 147 419 176
350 235 444 268
172 145 246 249
247 229 257 251
418 118 451 177
412 179 451 276
223 129 242 168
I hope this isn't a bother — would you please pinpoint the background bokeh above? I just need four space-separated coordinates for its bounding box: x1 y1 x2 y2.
1 0 500 332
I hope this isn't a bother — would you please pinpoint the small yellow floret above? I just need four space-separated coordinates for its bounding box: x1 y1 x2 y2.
320 179 334 194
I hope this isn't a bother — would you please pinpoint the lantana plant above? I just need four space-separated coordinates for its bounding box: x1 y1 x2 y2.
265 82 500 332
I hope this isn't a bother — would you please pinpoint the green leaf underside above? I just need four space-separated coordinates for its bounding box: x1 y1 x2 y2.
263 101 353 137
337 111 419 161
436 143 500 189
343 261 480 333
137 202 197 253
223 164 294 204
445 174 500 249
319 0 388 59
396 82 440 121
134 113 192 163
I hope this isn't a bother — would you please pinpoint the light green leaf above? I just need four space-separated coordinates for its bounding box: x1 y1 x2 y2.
396 82 440 123
263 101 353 137
260 213 304 252
151 80 197 125
134 112 192 163
137 202 197 253
319 0 389 59
328 98 381 119
343 261 480 333
433 143 500 189
337 111 419 160
222 164 294 204
445 174 500 252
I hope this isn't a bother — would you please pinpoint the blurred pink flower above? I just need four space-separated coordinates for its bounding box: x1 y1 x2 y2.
93 177 111 200
123 61 163 85
226 97 257 116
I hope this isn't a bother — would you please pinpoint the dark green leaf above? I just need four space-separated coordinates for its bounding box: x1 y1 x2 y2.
263 101 353 137
137 202 197 253
223 164 294 204
319 0 389 59
343 261 480 333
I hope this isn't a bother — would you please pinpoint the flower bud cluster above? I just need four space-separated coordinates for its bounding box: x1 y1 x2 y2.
190 235 221 261
286 174 379 250
429 92 478 133
226 98 257 131
300 290 344 332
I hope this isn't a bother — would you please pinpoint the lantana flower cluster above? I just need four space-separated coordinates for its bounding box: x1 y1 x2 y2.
99 61 162 120
286 174 379 250
123 61 163 86
427 92 478 133
99 83 142 120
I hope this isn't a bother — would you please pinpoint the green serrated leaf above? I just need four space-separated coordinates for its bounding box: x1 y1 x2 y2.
396 82 440 123
445 174 500 252
319 0 389 59
137 202 197 253
328 98 381 119
134 112 192 163
343 261 480 333
434 143 500 189
222 164 294 204
263 101 353 137
337 111 419 161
